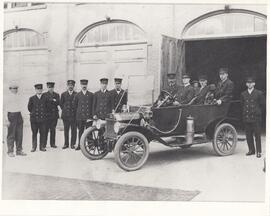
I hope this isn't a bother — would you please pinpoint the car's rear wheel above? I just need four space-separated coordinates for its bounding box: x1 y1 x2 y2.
80 126 109 160
212 123 237 156
114 132 149 171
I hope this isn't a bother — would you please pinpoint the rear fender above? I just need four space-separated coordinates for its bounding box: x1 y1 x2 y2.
205 117 240 139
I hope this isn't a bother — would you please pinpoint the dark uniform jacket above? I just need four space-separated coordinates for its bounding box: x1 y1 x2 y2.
241 89 265 123
110 89 127 113
177 84 195 104
194 85 209 105
214 78 234 103
60 91 77 120
74 91 94 121
93 90 112 120
165 84 180 97
28 94 48 122
44 91 60 119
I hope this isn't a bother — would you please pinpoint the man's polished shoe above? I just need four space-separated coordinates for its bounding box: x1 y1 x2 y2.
31 149 36 152
62 145 68 149
71 145 75 149
257 152 261 158
51 145 57 148
8 152 15 157
16 151 27 156
40 148 46 152
75 146 80 151
246 151 255 156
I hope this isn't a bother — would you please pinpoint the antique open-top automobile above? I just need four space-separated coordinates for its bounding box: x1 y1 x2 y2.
80 90 240 171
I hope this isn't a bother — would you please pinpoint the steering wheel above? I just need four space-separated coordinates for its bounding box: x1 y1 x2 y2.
156 90 175 108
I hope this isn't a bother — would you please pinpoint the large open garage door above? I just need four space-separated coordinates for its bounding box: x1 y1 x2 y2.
3 29 48 118
74 20 147 91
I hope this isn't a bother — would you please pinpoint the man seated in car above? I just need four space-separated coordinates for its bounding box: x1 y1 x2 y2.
154 73 181 107
193 75 209 105
174 74 195 105
214 67 234 105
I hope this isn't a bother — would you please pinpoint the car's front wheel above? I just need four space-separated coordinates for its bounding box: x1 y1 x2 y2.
114 131 149 171
80 126 109 160
212 123 237 156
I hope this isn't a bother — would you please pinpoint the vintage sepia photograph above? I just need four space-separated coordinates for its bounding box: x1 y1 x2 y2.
0 1 268 212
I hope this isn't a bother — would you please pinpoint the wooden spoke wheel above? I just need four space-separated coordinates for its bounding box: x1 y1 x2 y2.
212 123 237 156
80 126 109 160
114 132 149 171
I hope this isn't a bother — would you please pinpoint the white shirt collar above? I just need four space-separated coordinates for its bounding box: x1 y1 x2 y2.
37 94 42 99
82 90 87 95
68 90 73 95
184 83 190 87
248 88 254 94
101 89 107 93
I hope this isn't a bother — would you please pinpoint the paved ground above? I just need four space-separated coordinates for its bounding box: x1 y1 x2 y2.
2 126 266 201
2 172 199 200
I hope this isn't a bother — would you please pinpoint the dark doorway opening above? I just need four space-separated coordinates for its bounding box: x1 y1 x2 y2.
185 36 267 128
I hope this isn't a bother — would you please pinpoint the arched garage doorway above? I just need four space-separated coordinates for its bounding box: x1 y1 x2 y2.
74 20 147 91
161 8 266 126
3 28 48 117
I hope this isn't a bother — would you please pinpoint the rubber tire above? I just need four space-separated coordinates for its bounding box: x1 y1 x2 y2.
114 131 149 171
80 126 109 160
212 123 237 156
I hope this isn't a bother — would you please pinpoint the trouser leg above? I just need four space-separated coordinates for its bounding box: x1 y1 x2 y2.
31 121 38 150
44 120 50 147
77 120 86 143
254 121 262 154
15 113 23 153
70 120 77 147
6 114 17 153
63 119 70 147
245 122 255 153
39 122 47 150
50 119 58 146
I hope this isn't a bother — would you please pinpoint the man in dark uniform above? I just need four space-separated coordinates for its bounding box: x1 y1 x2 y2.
110 78 127 113
193 75 209 105
241 77 265 158
74 79 93 150
176 74 195 105
93 78 112 120
28 84 47 152
214 68 234 105
60 80 77 149
192 80 200 96
44 82 60 148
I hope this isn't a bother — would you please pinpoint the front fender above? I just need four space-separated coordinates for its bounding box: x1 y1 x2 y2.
118 124 163 143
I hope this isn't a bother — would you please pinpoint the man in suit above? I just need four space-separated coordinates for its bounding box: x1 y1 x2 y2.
193 75 209 105
192 80 200 96
214 68 234 105
241 77 265 158
44 82 60 148
93 78 112 120
4 82 27 157
110 78 127 113
74 79 93 150
28 84 47 152
60 80 77 149
176 74 195 105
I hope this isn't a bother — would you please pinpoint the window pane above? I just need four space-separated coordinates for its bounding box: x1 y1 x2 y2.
4 30 46 49
78 21 146 45
185 12 266 37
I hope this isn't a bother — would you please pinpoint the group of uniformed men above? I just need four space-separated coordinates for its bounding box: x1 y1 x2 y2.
5 77 127 156
5 67 265 158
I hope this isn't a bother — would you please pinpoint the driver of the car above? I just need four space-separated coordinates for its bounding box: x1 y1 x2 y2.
155 73 180 107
